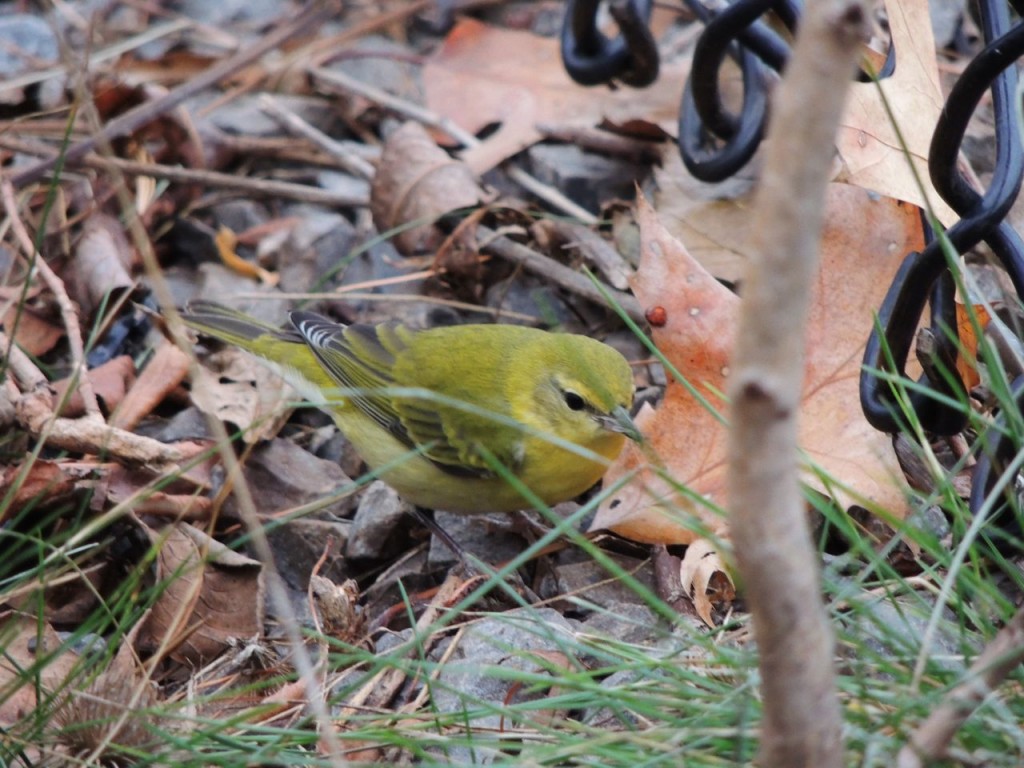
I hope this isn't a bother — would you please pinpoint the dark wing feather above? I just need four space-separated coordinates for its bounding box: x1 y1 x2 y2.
290 312 408 442
291 313 497 478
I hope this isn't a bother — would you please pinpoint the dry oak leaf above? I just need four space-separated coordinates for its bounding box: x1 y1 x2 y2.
0 613 82 733
423 18 690 174
135 521 264 664
593 186 919 544
836 0 957 225
190 346 293 443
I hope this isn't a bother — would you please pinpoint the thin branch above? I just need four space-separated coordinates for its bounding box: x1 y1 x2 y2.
725 0 869 765
1 178 101 419
474 224 644 322
81 155 369 207
898 605 1024 767
0 136 368 207
258 94 377 179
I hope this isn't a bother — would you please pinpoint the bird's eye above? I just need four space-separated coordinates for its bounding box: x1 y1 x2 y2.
563 391 586 411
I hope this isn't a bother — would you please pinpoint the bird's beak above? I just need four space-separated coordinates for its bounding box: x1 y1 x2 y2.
598 405 644 444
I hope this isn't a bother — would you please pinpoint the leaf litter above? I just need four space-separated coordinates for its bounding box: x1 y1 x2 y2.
0 0 1017 762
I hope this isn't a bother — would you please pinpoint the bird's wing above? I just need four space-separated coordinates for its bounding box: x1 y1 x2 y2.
290 312 405 436
388 327 526 477
291 314 502 478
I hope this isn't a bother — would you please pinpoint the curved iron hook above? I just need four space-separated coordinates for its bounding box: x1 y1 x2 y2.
561 0 659 87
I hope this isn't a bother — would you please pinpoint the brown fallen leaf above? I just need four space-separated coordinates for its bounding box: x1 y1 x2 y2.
677 538 735 627
370 121 487 255
189 346 293 443
0 459 80 523
593 186 919 544
423 17 690 174
653 149 758 283
953 300 990 391
135 521 264 664
0 297 63 357
52 355 136 418
0 612 81 734
110 339 191 430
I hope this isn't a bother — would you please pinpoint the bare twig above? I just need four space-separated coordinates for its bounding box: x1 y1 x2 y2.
474 224 644 322
1 178 101 419
14 390 199 468
536 123 664 164
258 95 377 179
10 3 337 189
0 330 48 391
311 65 477 147
534 218 634 290
725 0 869 765
80 156 369 207
898 606 1024 767
0 136 368 208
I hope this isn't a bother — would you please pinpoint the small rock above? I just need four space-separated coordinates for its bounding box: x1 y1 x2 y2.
0 16 57 103
837 590 976 675
431 607 576 763
577 600 665 647
528 143 645 214
134 405 211 443
326 35 423 112
200 93 336 138
484 273 575 328
427 511 529 568
929 0 967 48
275 207 359 296
346 481 413 559
237 438 356 519
210 199 270 235
268 518 350 592
537 554 655 609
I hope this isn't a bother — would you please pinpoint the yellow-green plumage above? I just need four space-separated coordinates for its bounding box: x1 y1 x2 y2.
182 302 636 513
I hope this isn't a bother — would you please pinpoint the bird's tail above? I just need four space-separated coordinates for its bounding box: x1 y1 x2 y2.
182 301 301 349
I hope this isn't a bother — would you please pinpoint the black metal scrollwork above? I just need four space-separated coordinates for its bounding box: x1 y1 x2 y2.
561 0 1024 543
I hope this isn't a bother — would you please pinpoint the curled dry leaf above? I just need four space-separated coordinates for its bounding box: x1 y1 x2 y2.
110 339 191 431
310 575 363 642
593 187 918 544
370 121 486 255
953 301 990 391
189 346 293 443
69 213 137 317
215 225 279 285
135 521 264 664
677 538 735 627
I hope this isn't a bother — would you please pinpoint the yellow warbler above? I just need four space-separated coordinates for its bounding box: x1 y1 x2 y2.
182 302 638 513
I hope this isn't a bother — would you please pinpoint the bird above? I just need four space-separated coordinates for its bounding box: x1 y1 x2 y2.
181 302 638 513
